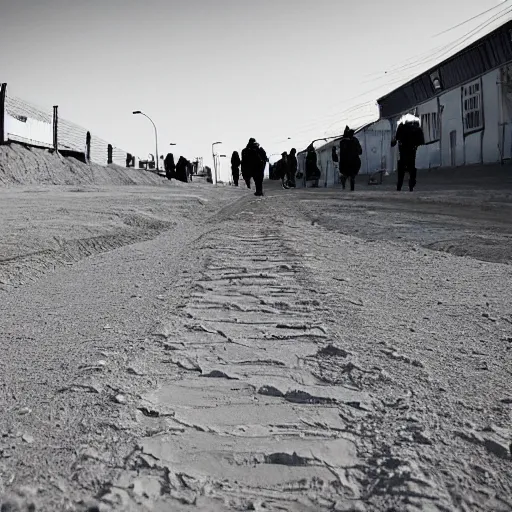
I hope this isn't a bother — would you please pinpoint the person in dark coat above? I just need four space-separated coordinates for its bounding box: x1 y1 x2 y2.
205 166 213 183
339 126 362 191
241 138 266 196
391 120 425 192
175 156 188 183
255 143 267 196
275 152 289 189
305 144 321 187
288 148 297 188
231 151 241 186
186 161 193 182
164 153 176 181
241 138 257 189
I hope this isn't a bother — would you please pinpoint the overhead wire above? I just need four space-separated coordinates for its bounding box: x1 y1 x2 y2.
363 2 512 81
271 5 512 150
361 4 512 86
433 0 511 37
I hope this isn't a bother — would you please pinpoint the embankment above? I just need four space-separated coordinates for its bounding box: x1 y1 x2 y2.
0 142 167 186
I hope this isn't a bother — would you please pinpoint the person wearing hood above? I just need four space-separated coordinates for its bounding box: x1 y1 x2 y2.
305 144 321 187
288 148 297 188
231 151 241 186
164 153 176 181
175 156 189 183
391 120 425 192
275 152 289 189
241 138 258 189
256 143 268 196
339 126 362 191
186 160 193 182
241 137 266 196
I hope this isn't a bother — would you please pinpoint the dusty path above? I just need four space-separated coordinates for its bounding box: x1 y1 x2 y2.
1 178 511 511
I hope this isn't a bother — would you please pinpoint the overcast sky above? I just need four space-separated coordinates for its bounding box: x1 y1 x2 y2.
0 0 510 179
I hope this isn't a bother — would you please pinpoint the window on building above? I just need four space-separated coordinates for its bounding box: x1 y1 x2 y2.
462 80 483 133
430 71 443 91
420 111 440 143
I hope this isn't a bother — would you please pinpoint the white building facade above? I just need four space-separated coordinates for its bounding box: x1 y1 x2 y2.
378 20 512 171
295 118 393 188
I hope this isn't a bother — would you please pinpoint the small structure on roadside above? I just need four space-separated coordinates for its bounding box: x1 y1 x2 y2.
295 119 392 188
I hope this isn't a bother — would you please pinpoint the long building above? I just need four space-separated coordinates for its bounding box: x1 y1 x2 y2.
295 19 512 188
296 119 392 188
377 19 512 171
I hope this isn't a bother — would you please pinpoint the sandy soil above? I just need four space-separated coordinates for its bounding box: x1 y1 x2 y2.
0 167 511 511
0 143 166 187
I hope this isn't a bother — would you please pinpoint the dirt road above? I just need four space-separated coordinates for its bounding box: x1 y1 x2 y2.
1 175 511 511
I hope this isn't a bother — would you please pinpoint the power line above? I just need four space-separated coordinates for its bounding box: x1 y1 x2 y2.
363 4 512 86
272 8 512 146
433 0 511 37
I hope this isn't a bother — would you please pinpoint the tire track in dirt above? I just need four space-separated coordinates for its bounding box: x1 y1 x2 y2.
0 215 175 288
81 206 373 511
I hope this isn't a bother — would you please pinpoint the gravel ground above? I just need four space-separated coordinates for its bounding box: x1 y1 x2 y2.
0 167 511 511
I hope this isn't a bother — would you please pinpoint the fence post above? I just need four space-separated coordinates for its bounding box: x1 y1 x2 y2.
107 144 113 165
0 83 6 145
86 131 91 162
52 105 58 152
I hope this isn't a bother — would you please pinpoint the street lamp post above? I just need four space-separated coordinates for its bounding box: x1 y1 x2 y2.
212 141 222 184
218 154 227 184
133 111 159 172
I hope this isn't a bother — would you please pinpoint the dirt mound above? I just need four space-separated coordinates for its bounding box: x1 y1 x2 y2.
0 142 168 186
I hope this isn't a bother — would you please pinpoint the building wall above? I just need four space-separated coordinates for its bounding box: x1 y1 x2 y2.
439 87 465 167
358 119 393 175
318 150 339 186
383 66 507 170
5 114 53 148
415 98 441 169
295 119 394 188
482 68 500 164
498 64 512 160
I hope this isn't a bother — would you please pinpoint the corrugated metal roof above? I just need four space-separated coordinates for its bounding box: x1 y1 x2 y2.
377 19 512 118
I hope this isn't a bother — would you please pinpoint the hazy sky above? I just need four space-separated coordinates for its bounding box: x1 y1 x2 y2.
0 0 509 180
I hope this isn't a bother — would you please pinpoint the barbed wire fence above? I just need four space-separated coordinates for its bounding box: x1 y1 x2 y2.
0 83 138 168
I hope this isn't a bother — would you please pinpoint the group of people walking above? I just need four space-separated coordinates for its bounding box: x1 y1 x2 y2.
227 119 424 196
163 153 194 183
334 120 424 192
230 138 268 196
272 148 298 189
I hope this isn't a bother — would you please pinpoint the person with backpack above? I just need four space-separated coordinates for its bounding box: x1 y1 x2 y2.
339 126 362 191
391 120 425 192
231 151 241 186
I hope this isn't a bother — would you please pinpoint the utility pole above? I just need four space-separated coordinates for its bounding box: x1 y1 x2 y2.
212 141 222 184
86 131 91 162
52 105 59 152
0 83 6 145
